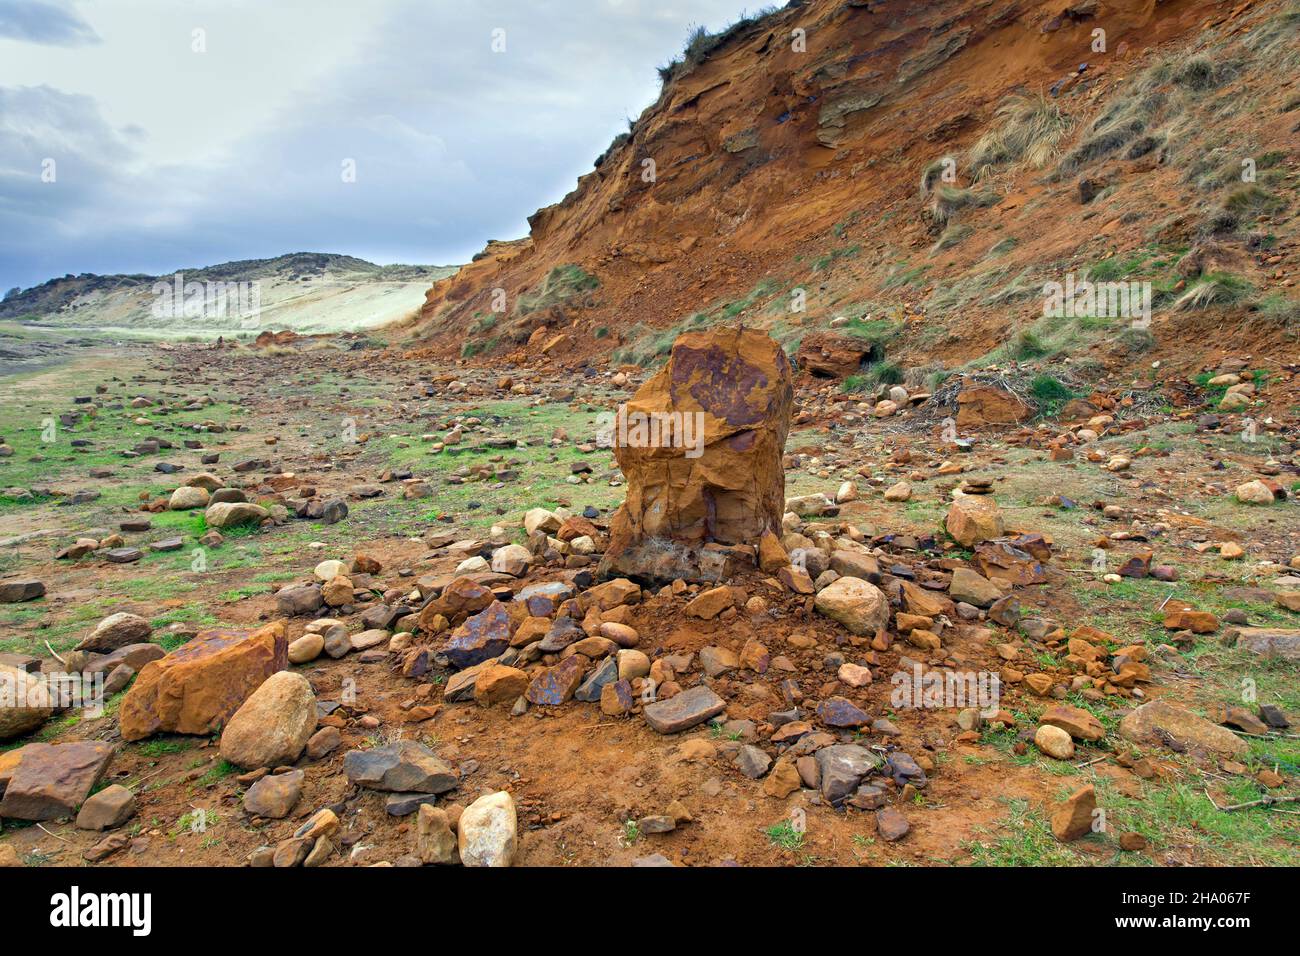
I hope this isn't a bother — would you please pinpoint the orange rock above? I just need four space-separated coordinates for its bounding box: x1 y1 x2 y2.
599 328 792 583
955 385 1031 427
945 495 1004 547
118 622 288 741
419 577 494 629
758 531 790 572
1162 609 1218 633
474 664 531 705
684 585 736 620
557 515 601 543
1051 784 1098 842
510 616 552 648
1024 673 1055 696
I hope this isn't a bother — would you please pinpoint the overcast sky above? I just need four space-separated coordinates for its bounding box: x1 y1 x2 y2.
0 0 764 291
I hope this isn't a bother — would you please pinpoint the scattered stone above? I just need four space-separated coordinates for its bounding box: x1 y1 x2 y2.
75 612 151 653
414 804 457 864
118 622 288 740
734 745 772 778
875 807 910 842
945 495 1004 547
948 567 1002 607
220 671 317 769
817 696 871 728
763 758 802 798
169 486 210 510
525 655 587 706
1050 784 1097 842
474 664 530 705
1039 704 1106 742
0 580 45 604
443 601 511 669
1235 480 1277 505
1034 724 1075 759
84 833 131 863
1229 626 1300 662
1119 832 1147 852
815 744 882 806
243 769 304 819
288 633 324 664
343 741 458 793
74 783 135 831
306 726 341 759
643 685 727 734
276 584 324 617
1119 700 1248 757
0 741 114 821
813 576 889 636
204 501 269 529
458 790 517 867
0 664 53 740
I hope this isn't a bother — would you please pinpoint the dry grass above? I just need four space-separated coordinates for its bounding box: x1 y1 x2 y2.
968 92 1072 181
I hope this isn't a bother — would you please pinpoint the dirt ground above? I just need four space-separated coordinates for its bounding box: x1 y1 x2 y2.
0 336 1296 868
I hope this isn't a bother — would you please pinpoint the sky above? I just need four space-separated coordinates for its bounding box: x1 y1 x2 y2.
0 0 766 292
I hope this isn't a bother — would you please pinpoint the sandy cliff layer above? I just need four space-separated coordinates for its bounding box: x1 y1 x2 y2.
411 0 1298 380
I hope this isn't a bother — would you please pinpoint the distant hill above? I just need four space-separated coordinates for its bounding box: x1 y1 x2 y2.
1 253 460 337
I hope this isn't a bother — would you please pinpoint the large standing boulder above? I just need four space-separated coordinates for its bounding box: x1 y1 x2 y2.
118 622 288 740
219 671 317 769
0 664 53 741
599 327 793 583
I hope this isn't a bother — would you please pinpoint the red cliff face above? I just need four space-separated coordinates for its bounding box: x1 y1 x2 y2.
412 0 1298 379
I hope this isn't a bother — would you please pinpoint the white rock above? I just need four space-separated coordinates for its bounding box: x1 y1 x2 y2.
1034 724 1075 759
458 791 517 867
314 559 347 582
1235 480 1275 505
523 508 562 535
490 544 533 576
169 486 210 511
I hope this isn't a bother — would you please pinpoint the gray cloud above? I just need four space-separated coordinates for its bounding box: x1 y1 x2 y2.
0 1 99 46
0 0 765 290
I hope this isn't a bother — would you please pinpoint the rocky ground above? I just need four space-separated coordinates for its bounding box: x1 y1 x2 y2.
0 333 1297 868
